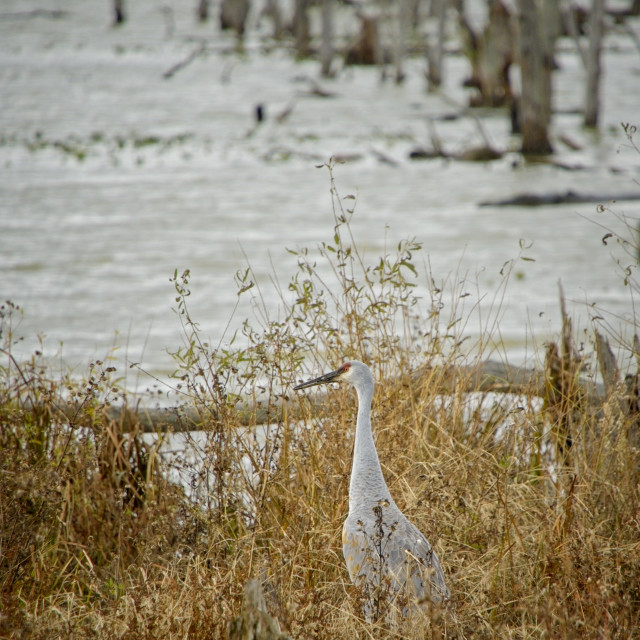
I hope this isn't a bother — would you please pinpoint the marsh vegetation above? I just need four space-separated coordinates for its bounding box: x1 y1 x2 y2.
2 164 640 638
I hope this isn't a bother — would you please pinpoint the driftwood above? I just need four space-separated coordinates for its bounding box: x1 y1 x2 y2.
0 9 67 20
304 79 337 98
479 190 640 207
408 147 443 160
409 111 502 162
558 133 583 151
408 144 502 162
457 146 503 162
371 148 400 166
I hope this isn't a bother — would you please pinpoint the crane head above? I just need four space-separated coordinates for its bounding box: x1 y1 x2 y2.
293 360 372 391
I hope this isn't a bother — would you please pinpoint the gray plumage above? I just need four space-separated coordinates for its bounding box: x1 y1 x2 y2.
294 360 449 620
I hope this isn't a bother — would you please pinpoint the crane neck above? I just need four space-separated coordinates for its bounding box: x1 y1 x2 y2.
349 381 392 512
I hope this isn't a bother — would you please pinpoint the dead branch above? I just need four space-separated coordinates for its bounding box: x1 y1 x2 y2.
163 43 208 79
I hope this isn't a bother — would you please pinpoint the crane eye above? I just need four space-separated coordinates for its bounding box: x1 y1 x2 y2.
341 363 351 372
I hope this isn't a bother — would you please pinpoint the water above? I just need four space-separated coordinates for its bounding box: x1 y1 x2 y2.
2 1 640 394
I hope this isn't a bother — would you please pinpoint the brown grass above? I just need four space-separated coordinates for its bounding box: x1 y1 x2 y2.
2 166 639 639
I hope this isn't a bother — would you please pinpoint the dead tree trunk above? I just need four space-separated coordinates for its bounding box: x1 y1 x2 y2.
344 14 382 66
320 0 334 77
407 0 421 29
584 0 605 127
264 0 283 40
426 0 447 89
542 0 562 49
113 0 125 25
539 0 561 125
392 0 410 83
518 0 553 154
455 0 515 106
220 0 251 50
294 0 311 58
566 2 588 66
197 0 209 22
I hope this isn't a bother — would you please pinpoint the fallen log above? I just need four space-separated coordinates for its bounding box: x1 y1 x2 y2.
0 9 67 20
76 358 607 432
479 189 640 207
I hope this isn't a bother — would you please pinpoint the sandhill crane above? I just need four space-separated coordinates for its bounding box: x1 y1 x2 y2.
294 360 449 620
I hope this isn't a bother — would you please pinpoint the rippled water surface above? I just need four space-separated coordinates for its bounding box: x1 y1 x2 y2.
2 1 640 391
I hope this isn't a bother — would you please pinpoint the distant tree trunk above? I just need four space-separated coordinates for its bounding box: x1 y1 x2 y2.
566 2 588 67
265 0 283 40
518 0 553 154
197 0 209 22
294 0 311 58
344 15 382 66
455 0 515 106
161 5 175 36
392 0 410 83
541 0 561 67
408 0 421 28
584 0 605 127
320 0 334 77
426 0 447 89
113 0 125 25
220 0 250 48
540 0 560 125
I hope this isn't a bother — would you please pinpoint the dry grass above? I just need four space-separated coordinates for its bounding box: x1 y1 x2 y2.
2 165 640 639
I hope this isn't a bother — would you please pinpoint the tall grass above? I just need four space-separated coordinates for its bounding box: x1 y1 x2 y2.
2 162 639 639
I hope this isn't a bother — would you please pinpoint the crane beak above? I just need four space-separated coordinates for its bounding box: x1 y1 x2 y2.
294 367 343 390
